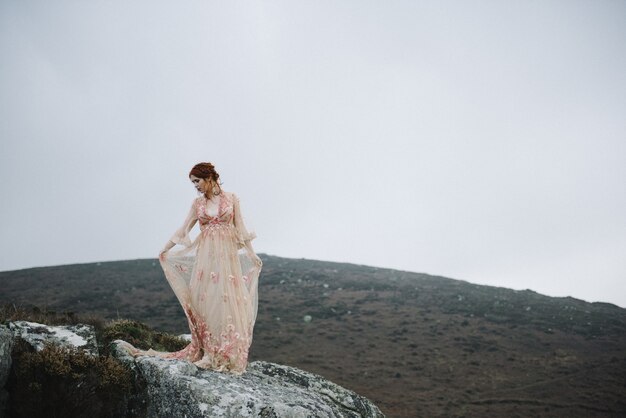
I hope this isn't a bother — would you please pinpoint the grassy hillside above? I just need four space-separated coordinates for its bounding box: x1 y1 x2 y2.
2 255 625 417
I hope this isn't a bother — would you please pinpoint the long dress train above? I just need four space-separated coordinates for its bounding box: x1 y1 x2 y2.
115 190 262 374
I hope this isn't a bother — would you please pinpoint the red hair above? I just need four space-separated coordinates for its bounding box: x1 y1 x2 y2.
189 162 222 194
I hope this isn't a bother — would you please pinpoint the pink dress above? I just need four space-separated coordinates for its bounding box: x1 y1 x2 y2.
117 190 262 374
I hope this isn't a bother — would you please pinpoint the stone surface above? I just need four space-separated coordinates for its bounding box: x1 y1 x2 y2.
0 325 14 418
1 321 384 418
112 340 384 418
0 326 13 387
8 320 99 356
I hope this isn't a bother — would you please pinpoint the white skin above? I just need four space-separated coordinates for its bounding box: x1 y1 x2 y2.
190 174 220 199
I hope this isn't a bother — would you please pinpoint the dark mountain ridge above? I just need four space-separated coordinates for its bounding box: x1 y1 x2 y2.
1 255 625 417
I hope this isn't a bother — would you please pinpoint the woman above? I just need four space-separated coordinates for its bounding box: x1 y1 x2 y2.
116 162 263 374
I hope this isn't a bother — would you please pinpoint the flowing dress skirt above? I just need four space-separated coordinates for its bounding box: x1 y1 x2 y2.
116 221 261 374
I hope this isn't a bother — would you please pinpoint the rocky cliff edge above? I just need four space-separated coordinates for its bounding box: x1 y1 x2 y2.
0 321 384 418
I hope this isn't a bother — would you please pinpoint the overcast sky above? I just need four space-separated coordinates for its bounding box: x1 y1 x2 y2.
1 1 625 308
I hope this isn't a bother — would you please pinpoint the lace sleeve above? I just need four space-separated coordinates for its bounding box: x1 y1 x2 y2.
168 198 198 248
232 193 257 249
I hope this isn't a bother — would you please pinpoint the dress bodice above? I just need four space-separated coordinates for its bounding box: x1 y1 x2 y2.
196 192 234 226
167 190 256 250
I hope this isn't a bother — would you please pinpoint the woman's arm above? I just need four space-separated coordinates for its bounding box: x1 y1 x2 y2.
160 199 198 257
233 193 262 266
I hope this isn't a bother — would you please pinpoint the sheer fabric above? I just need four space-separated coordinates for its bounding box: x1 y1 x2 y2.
116 191 262 374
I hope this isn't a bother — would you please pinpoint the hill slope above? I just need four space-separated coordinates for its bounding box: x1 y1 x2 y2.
1 255 625 417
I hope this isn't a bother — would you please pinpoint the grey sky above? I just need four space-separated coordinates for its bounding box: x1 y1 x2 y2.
1 1 625 307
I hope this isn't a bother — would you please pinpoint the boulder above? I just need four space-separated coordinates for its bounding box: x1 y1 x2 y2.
1 321 385 418
8 320 99 356
0 325 13 387
0 325 14 417
112 340 385 417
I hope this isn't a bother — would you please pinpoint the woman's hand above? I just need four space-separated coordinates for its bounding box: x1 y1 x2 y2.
159 250 168 262
159 240 175 261
245 246 262 267
250 251 262 267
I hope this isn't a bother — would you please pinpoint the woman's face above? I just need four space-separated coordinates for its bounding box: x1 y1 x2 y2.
190 175 212 194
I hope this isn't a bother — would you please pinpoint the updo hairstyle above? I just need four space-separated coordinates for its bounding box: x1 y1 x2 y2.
189 162 222 196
